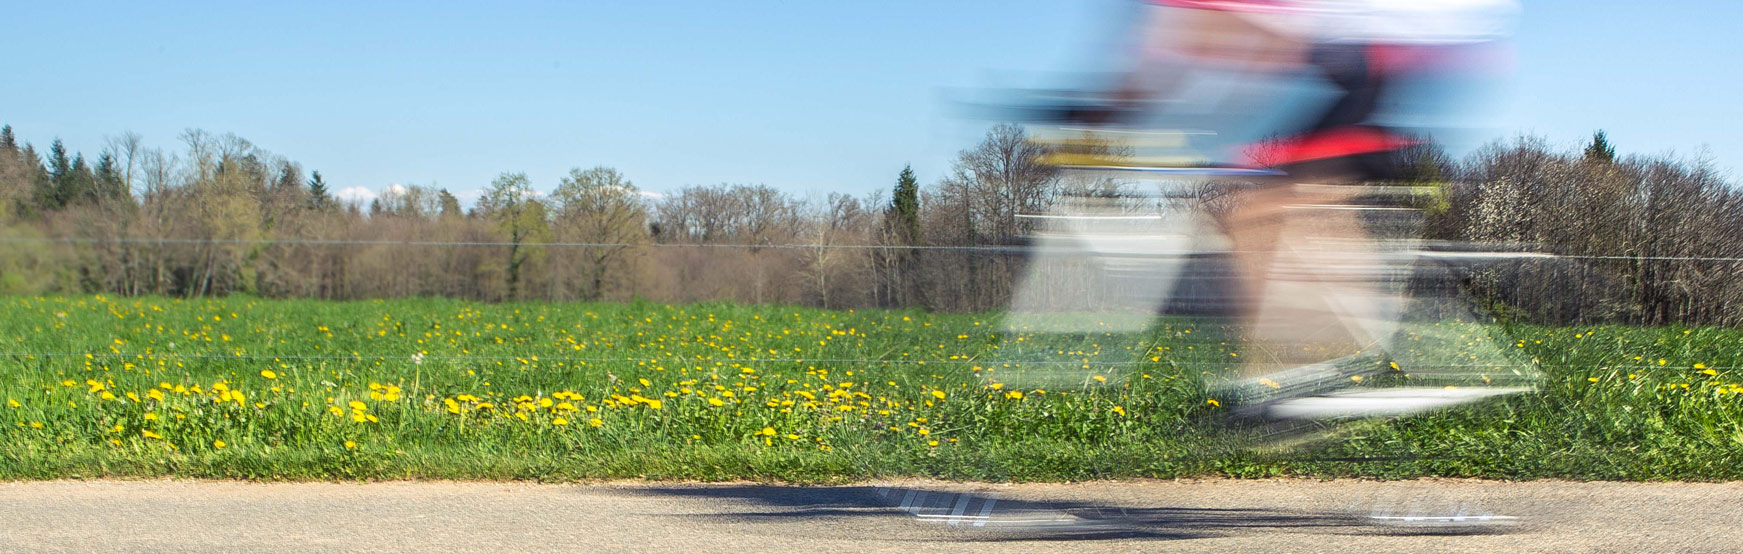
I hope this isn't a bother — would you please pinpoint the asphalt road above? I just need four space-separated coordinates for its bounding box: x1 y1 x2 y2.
2 479 1737 553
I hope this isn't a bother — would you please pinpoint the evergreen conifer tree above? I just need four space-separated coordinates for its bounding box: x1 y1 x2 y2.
95 152 125 200
1584 130 1617 163
890 164 921 245
307 171 331 209
68 154 98 205
437 189 463 218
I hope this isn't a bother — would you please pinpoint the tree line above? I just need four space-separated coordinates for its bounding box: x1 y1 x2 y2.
0 123 1739 325
1431 132 1743 326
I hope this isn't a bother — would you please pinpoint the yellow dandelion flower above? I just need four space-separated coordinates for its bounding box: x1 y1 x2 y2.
761 427 777 436
1005 390 1023 400
1695 363 1707 369
213 440 226 449
260 370 277 380
930 390 946 400
348 400 367 411
1093 375 1107 382
29 422 43 429
708 398 725 407
1206 399 1221 407
589 418 603 427
1113 406 1126 416
6 398 18 408
142 430 162 439
344 441 356 449
144 413 158 421
552 417 569 425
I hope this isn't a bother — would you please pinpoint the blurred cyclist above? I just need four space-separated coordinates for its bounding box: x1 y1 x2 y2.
1084 0 1517 177
1060 0 1519 430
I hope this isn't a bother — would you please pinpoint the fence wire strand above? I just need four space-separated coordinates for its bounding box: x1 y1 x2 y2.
5 236 1742 262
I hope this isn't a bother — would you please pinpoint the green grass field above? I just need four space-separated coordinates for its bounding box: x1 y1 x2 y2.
2 294 1739 482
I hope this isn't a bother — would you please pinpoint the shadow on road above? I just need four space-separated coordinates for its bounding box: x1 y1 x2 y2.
618 484 1462 542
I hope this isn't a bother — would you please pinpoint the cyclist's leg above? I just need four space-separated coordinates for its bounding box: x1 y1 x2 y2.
1225 41 1405 385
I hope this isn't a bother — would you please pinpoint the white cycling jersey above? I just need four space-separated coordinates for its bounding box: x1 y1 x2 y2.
1159 0 1519 44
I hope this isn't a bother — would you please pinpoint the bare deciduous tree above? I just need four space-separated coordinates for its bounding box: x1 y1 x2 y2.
550 166 651 301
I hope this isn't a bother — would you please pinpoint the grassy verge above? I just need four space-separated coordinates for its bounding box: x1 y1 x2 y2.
2 295 1739 482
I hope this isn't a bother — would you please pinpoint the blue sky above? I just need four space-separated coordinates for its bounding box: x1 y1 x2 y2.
4 0 1738 205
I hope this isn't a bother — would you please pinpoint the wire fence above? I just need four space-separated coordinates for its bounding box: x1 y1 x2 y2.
0 351 1182 366
5 235 1743 262
0 351 1722 372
